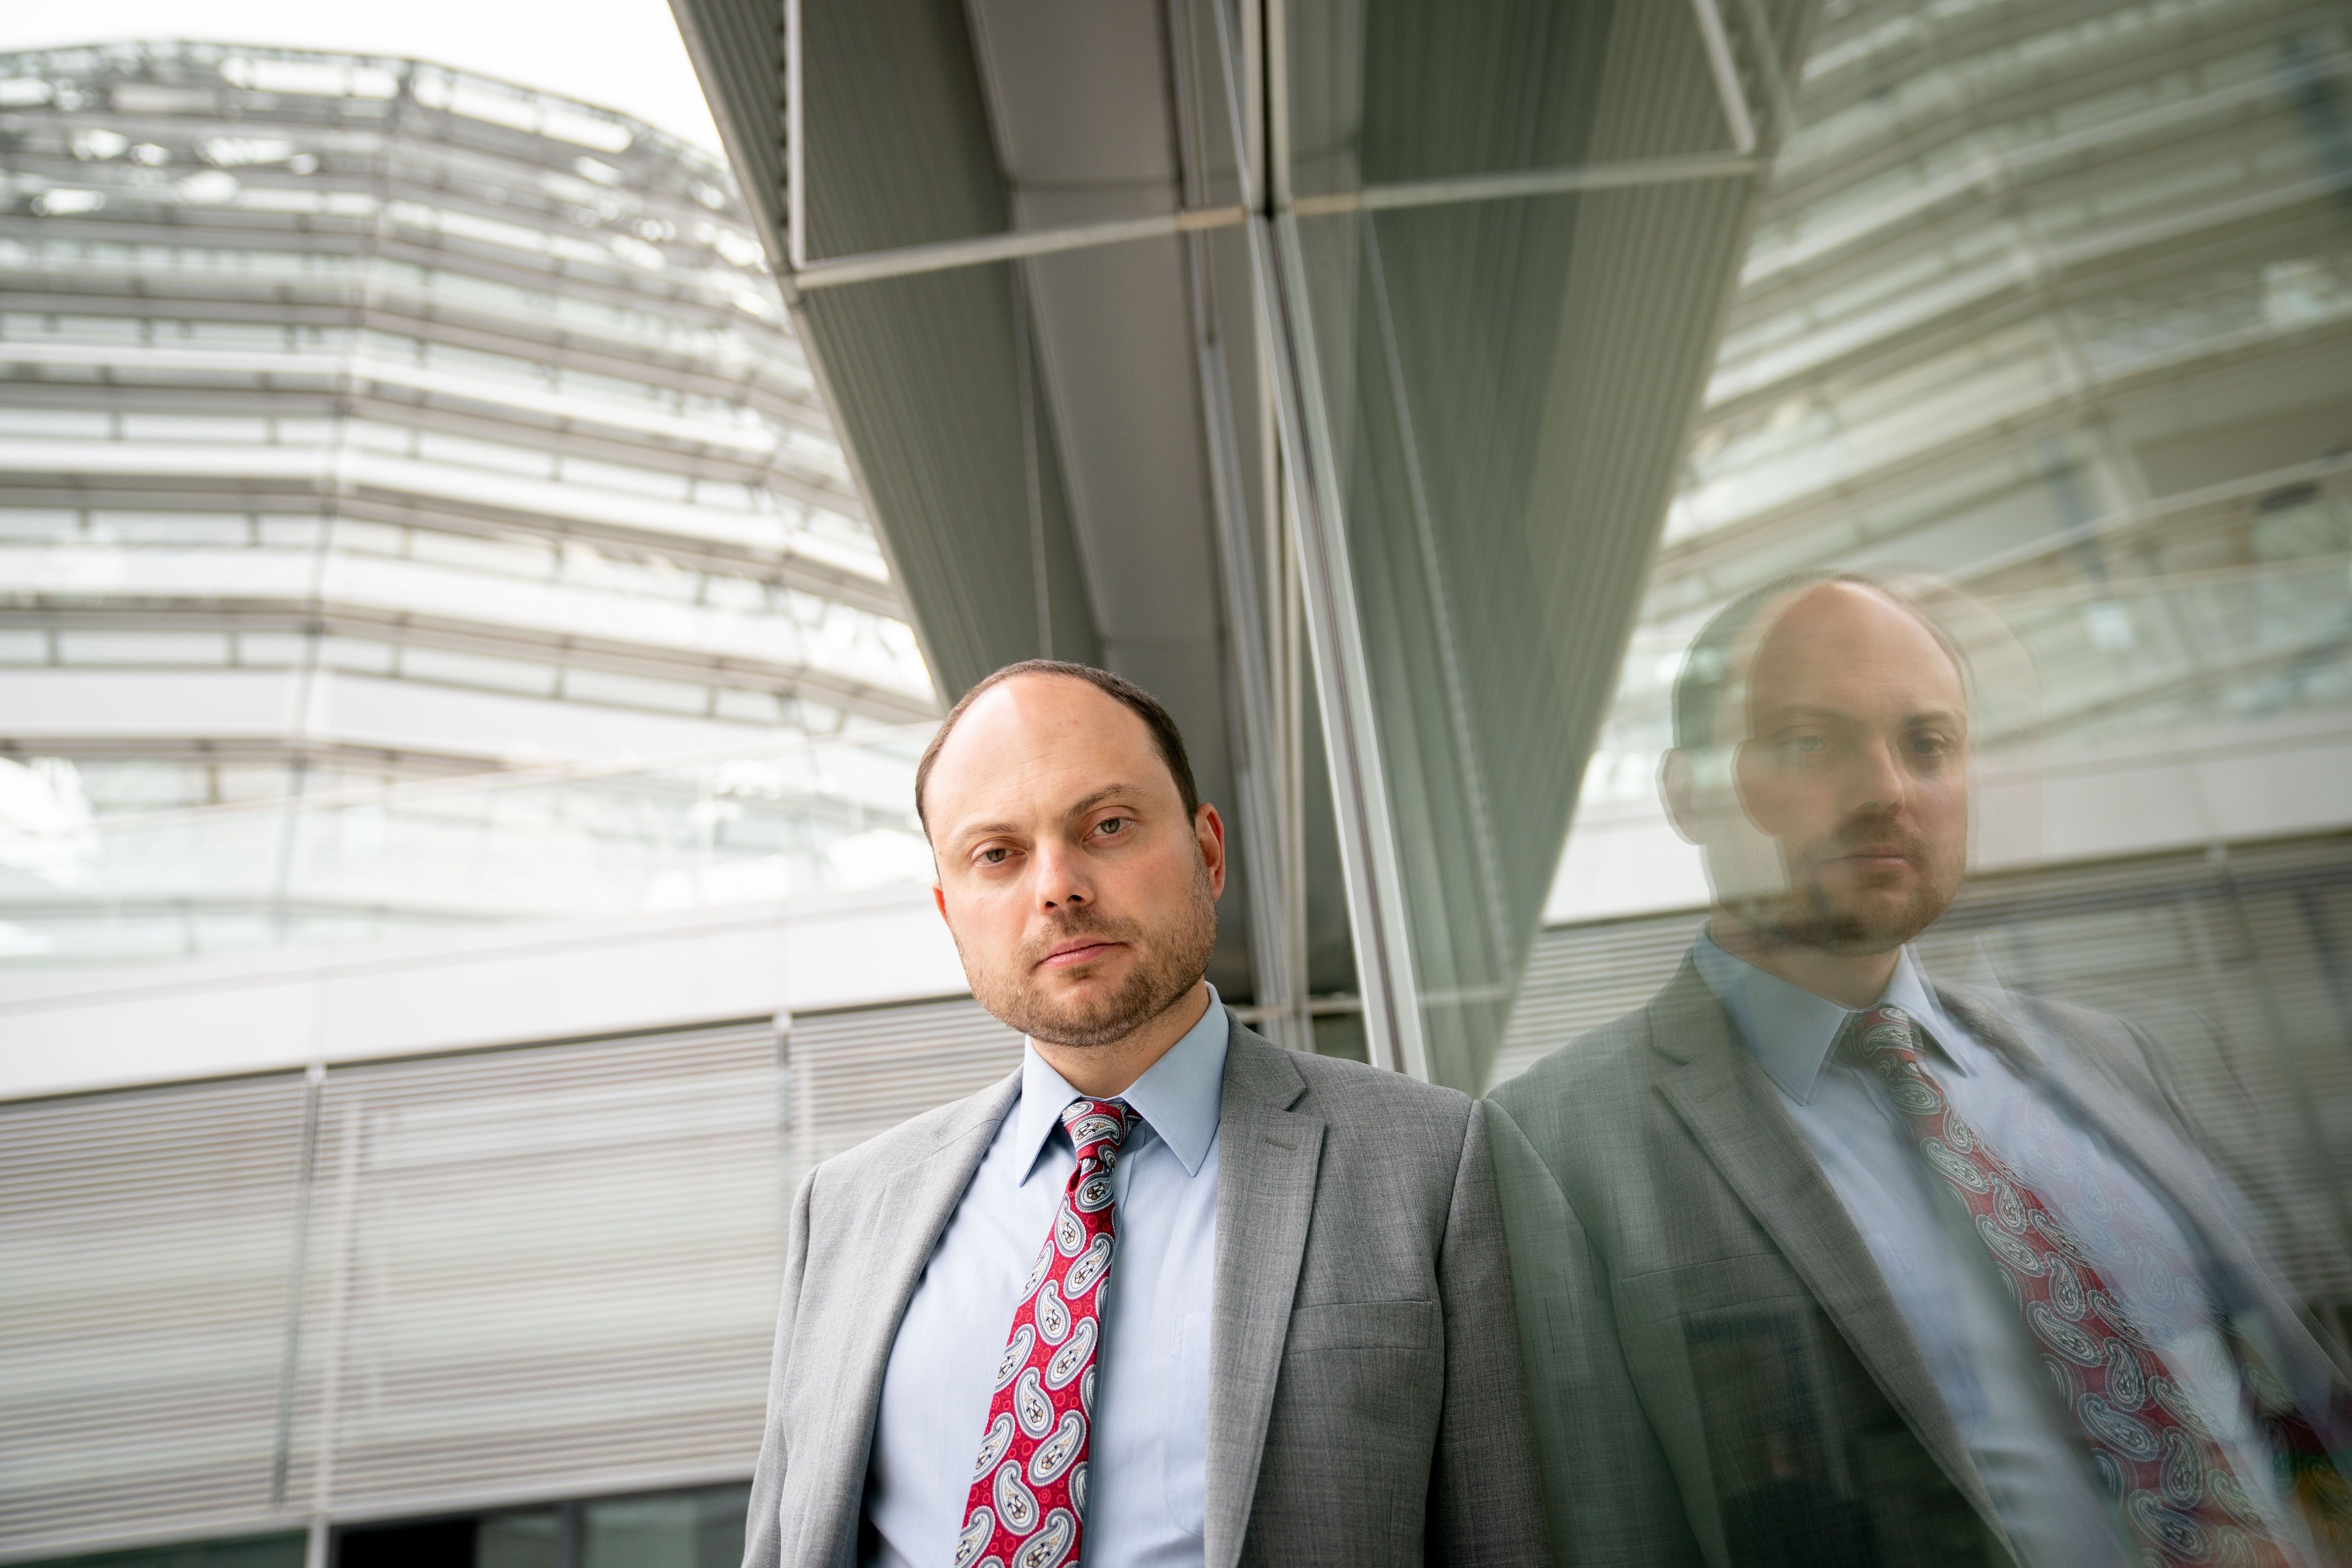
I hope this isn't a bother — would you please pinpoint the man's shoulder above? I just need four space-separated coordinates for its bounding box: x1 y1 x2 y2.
1288 1038 1471 1112
1229 1026 1474 1159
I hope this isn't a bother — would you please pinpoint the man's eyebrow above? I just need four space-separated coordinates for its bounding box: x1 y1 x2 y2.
1064 783 1143 819
944 784 1145 846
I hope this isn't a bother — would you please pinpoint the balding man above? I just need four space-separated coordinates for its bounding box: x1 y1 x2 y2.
744 660 1545 1568
1487 574 2351 1568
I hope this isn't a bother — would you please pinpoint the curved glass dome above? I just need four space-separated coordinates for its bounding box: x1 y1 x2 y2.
0 43 938 963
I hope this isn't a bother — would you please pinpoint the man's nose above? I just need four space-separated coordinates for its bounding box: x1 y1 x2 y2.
1844 736 1909 813
1030 839 1092 908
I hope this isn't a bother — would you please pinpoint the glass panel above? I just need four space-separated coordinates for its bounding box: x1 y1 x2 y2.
10 1534 307 1568
0 728 936 970
1270 0 1775 1086
580 1486 751 1568
1498 5 2352 1563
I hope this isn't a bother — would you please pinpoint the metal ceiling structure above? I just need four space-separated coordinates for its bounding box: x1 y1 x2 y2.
669 0 1818 1090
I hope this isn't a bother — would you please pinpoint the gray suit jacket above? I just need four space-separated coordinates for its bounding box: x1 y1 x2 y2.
1484 956 2349 1568
744 1015 1549 1568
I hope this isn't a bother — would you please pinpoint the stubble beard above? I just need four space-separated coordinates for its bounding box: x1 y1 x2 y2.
970 863 1218 1050
1753 817 1958 957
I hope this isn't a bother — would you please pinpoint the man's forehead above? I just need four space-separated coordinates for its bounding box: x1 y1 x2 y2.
927 676 1165 822
1748 584 1964 701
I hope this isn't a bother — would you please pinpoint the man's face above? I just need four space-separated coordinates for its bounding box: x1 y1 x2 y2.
1712 583 1970 953
924 675 1224 1048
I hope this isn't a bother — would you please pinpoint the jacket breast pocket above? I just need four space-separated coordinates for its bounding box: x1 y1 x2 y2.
1284 1297 1441 1353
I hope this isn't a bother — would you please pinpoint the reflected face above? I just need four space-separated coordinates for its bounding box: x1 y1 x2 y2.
1729 583 1969 953
925 675 1221 1048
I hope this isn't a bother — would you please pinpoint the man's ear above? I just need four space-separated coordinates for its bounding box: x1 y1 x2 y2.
1660 748 1702 845
1193 803 1228 898
932 880 948 922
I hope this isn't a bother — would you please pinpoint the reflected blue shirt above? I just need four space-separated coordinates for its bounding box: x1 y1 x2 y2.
860 991 1226 1568
1694 933 2261 1568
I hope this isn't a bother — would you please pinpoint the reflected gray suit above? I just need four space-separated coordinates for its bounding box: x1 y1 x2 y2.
1485 958 2347 1568
744 1017 1547 1568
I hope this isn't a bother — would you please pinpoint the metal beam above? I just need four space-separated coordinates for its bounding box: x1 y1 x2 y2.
1690 0 1759 155
1251 211 1430 1080
791 207 1247 291
1292 152 1759 217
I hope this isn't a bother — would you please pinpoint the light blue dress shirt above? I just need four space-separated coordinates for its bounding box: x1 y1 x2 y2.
1693 933 2311 1568
861 990 1227 1568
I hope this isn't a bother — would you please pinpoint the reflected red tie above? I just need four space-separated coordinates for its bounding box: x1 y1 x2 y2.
1844 1005 2289 1568
954 1097 1136 1568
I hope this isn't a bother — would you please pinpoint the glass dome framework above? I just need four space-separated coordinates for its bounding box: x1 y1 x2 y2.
0 42 938 963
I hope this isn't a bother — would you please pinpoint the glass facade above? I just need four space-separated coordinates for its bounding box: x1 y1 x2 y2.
0 42 934 967
1557 0 2352 920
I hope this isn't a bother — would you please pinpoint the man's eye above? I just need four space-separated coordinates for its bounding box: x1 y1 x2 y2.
1911 734 1951 756
1096 816 1131 837
1781 735 1826 755
978 847 1010 865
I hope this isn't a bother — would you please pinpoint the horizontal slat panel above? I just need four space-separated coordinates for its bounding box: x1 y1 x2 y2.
0 1019 785 1562
0 1074 310 1552
788 995 1022 1171
277 1023 785 1521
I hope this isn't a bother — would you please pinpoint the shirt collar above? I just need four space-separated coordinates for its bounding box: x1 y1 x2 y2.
1011 985 1230 1184
1692 929 1963 1106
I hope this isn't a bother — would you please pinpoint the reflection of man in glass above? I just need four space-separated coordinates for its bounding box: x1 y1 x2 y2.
1487 572 2351 1568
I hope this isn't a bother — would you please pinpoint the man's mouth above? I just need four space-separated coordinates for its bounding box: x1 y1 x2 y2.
1036 938 1124 971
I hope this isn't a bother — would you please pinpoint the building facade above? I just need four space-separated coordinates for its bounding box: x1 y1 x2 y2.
0 42 948 1568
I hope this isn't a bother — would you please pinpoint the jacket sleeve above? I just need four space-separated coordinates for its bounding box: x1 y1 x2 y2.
1482 1097 1701 1568
741 1162 817 1568
1425 1099 1553 1567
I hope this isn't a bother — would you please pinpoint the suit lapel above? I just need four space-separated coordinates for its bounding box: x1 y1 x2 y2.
1936 985 2250 1263
792 1071 1020 1568
1937 986 2327 1369
1648 961 2013 1549
1204 1023 1323 1568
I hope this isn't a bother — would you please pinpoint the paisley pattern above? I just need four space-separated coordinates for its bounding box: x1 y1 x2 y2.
957 1097 1136 1568
971 1412 1015 1480
1028 1410 1086 1485
1034 1280 1071 1345
1064 1235 1114 1299
1845 1006 2289 1568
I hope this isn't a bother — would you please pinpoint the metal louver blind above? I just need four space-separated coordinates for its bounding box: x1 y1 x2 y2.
1486 913 1702 1089
787 996 1022 1172
0 1074 311 1554
0 1019 784 1562
277 1021 786 1520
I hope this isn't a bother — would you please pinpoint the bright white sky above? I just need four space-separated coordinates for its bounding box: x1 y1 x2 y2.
1 0 723 150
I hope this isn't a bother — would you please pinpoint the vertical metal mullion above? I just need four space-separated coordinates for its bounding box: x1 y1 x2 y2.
784 0 807 271
558 1497 584 1568
1249 209 1429 1079
1180 0 1303 1048
271 1063 327 1512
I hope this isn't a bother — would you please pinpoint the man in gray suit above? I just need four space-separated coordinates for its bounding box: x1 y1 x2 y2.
746 659 1545 1568
1488 573 2351 1568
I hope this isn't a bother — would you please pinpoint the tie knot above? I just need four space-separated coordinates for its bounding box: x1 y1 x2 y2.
1060 1098 1136 1164
1843 1003 1922 1065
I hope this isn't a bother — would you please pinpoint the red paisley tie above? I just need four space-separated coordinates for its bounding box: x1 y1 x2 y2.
1845 1005 2291 1568
955 1097 1137 1568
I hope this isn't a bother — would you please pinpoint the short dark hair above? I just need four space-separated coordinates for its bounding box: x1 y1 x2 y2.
1671 570 1967 753
914 660 1200 836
